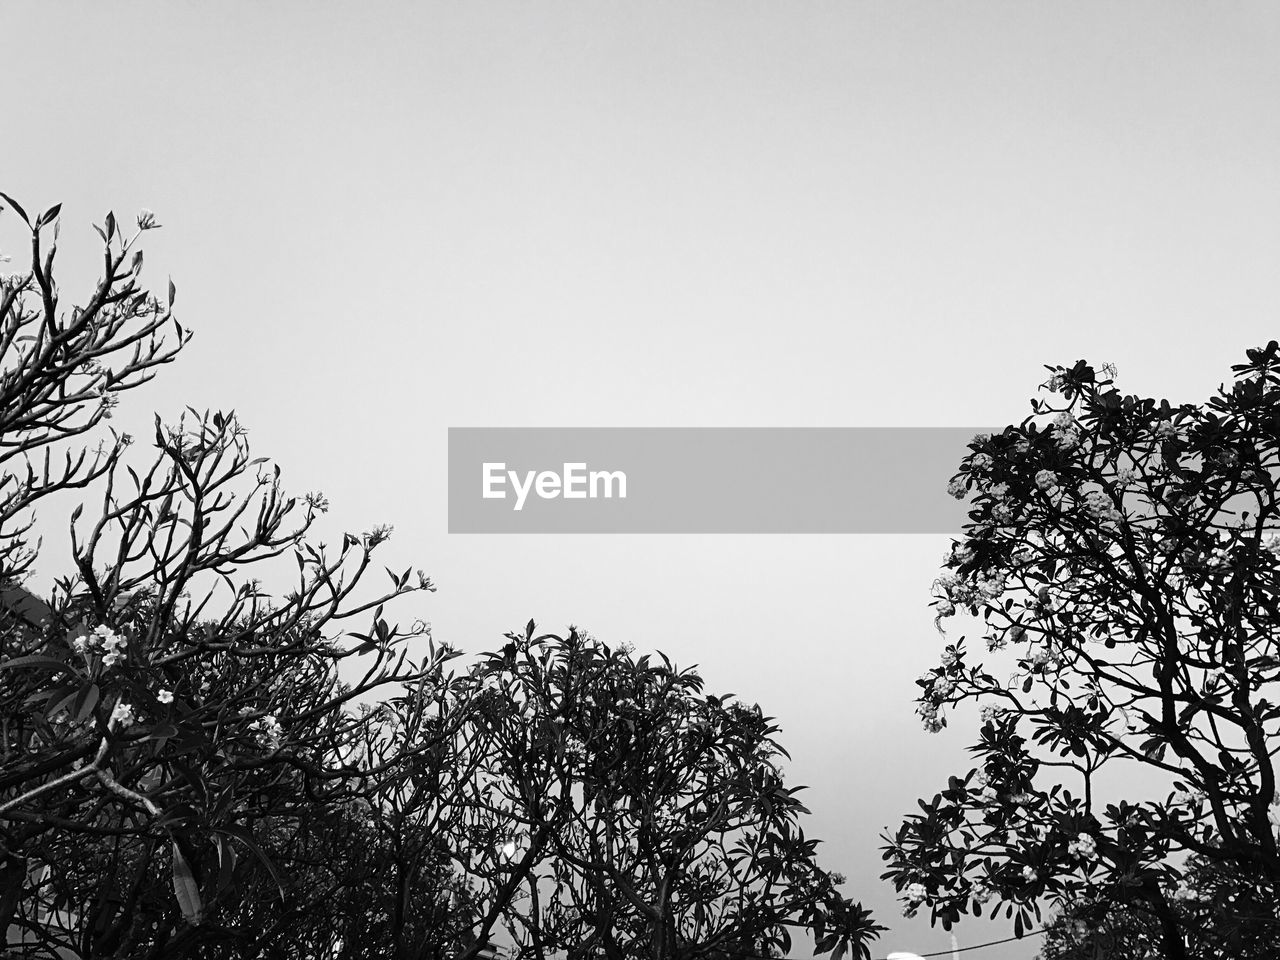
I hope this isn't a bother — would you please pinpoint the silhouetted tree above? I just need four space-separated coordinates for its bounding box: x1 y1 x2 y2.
883 349 1280 960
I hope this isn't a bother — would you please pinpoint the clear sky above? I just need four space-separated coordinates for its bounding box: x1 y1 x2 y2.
4 3 1280 956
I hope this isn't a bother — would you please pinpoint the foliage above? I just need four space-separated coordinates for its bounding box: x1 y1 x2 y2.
433 626 883 960
0 195 456 957
0 194 877 960
882 349 1280 960
1038 855 1280 960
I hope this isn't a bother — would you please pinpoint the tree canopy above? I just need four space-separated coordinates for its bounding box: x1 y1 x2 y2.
883 350 1280 960
0 194 878 960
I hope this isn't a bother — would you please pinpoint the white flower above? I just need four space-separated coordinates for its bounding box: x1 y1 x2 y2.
947 477 967 500
136 209 161 230
905 882 928 904
1021 865 1037 882
1155 420 1178 440
1083 490 1121 523
157 689 174 704
1034 469 1058 492
250 714 283 750
110 701 135 727
1067 832 1097 859
498 837 526 862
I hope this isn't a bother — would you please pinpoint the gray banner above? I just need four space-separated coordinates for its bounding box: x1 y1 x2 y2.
448 428 988 533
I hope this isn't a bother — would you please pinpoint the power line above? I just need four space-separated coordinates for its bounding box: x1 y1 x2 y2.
875 928 1045 959
725 927 1047 960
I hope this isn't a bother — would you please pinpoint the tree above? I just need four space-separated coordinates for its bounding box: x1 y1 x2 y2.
434 626 883 960
1038 853 1280 959
0 194 457 957
1 192 877 959
881 348 1280 960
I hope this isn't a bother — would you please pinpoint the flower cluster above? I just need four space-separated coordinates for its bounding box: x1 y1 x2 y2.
1035 468 1060 496
71 624 128 669
1082 490 1122 523
916 700 945 734
250 714 283 751
933 571 1006 621
1052 412 1080 451
1067 832 1096 859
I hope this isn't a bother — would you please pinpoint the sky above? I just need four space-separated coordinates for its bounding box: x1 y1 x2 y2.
4 2 1280 956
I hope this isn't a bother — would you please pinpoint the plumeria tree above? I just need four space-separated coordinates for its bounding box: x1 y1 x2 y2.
0 194 459 957
882 347 1280 960
1037 853 1280 959
446 626 882 960
1 193 876 959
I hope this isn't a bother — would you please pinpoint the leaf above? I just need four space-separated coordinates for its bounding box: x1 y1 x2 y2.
168 277 176 308
218 826 286 899
171 842 204 925
74 683 101 722
37 203 62 227
0 191 31 226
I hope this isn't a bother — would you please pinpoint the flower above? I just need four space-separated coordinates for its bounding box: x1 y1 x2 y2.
1155 420 1178 440
904 882 928 904
916 701 945 733
250 714 283 750
1052 412 1081 451
136 209 161 230
110 701 135 727
1021 865 1038 882
1067 832 1096 859
947 477 967 500
1082 490 1122 523
1262 533 1280 557
1034 469 1058 492
156 689 174 705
